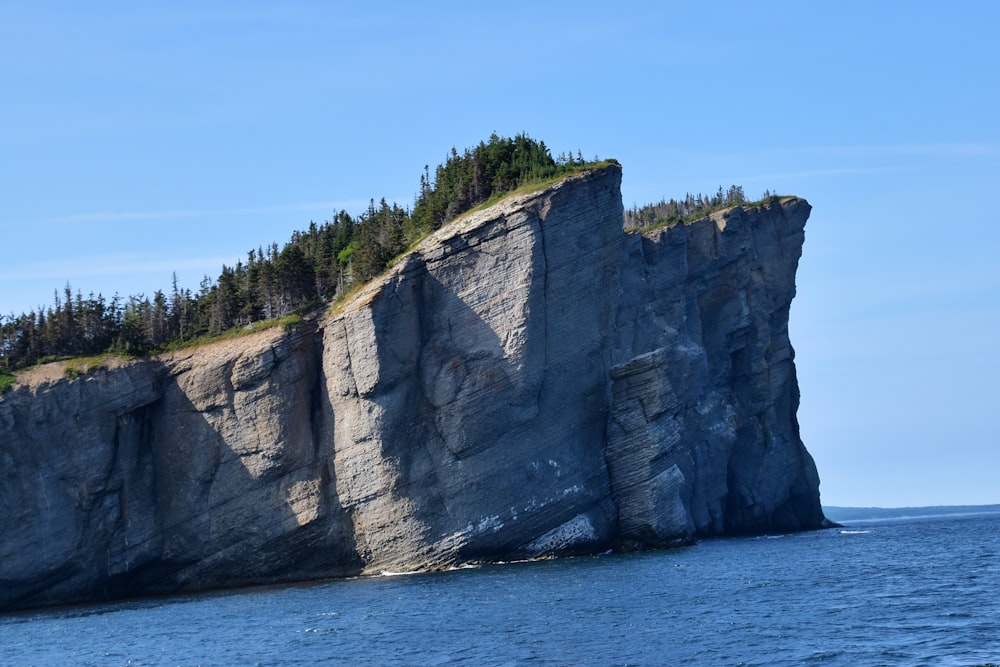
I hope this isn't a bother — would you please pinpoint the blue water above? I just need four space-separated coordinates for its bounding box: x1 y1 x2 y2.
2 512 999 666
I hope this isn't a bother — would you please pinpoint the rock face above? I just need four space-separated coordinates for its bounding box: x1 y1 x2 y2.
0 164 825 611
0 328 360 610
609 199 822 547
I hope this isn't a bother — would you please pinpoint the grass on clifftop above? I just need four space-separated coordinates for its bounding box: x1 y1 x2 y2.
17 313 306 379
62 355 115 380
464 159 620 217
0 373 15 394
328 160 619 318
0 135 616 376
162 312 304 353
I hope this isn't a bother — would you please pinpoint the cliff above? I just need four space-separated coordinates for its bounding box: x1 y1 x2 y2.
0 164 825 611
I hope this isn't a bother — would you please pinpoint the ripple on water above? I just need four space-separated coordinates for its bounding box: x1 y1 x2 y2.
1 514 999 665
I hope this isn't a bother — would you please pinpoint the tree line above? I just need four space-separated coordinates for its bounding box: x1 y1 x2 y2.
623 185 780 231
1 134 599 373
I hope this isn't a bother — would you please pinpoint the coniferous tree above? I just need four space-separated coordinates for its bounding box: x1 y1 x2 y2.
0 134 607 374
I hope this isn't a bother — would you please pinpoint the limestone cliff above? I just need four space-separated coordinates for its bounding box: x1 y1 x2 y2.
0 164 825 611
609 197 823 546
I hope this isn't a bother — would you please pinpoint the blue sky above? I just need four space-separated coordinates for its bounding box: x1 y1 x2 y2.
2 2 998 507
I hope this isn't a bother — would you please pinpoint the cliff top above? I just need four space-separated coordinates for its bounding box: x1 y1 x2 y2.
1 159 807 397
429 161 622 240
331 162 623 316
634 194 806 237
623 178 808 232
3 165 623 395
6 325 297 395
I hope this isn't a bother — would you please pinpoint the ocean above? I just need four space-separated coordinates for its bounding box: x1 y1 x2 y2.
2 511 998 666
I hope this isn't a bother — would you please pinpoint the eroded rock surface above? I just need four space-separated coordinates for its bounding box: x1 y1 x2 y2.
324 169 622 573
609 200 823 547
0 165 825 611
0 326 359 610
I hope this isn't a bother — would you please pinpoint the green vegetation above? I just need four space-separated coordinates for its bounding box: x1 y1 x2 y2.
0 134 606 374
162 313 305 353
463 159 620 218
625 186 784 233
63 355 110 380
0 129 792 381
63 356 110 380
0 133 790 381
410 134 601 233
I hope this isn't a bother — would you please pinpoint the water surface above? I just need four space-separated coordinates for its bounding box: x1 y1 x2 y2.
3 512 999 665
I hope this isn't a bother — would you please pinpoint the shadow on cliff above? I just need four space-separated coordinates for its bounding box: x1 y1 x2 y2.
610 203 827 538
354 246 615 566
102 323 362 602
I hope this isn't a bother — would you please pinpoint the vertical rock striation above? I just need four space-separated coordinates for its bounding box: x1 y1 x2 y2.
323 168 623 572
609 199 823 547
0 325 359 610
0 164 825 611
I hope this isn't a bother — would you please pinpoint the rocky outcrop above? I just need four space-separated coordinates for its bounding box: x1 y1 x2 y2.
0 326 360 610
322 169 623 573
608 199 823 547
0 164 825 611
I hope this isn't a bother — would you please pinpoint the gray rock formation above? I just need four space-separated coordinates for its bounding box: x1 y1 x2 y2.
609 199 823 547
0 327 360 610
0 164 825 611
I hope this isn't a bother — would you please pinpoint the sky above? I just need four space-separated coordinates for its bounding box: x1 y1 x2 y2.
2 2 998 508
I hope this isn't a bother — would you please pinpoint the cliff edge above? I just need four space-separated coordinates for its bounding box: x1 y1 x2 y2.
0 164 825 611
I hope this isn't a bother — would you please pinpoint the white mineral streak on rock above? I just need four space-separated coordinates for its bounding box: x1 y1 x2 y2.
324 168 622 573
524 514 599 555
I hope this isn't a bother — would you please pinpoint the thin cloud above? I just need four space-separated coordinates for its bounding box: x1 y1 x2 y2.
736 166 888 183
803 142 997 158
724 143 998 184
755 143 999 161
0 254 234 283
662 142 998 163
29 200 371 226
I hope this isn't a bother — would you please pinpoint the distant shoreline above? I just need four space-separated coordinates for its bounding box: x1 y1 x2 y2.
823 504 1000 523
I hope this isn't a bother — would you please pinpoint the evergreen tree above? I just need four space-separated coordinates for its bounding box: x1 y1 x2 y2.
0 134 607 372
